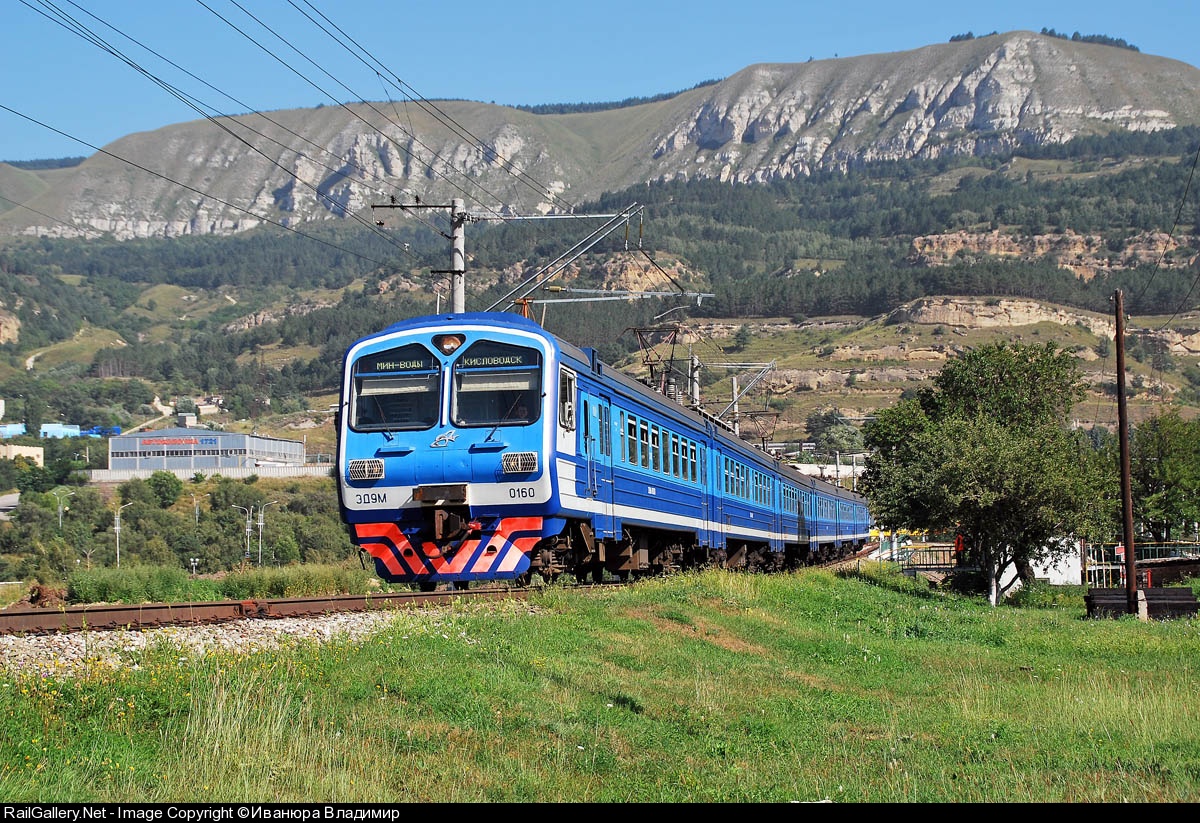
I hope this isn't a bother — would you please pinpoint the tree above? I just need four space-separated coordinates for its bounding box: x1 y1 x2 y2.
805 405 864 455
16 463 55 494
805 406 845 443
820 422 864 454
860 341 1113 605
1129 410 1200 542
146 471 184 509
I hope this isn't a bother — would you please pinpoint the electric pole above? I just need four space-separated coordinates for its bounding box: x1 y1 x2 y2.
372 197 468 313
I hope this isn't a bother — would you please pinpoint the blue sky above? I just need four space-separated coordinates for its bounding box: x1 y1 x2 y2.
3 0 1198 162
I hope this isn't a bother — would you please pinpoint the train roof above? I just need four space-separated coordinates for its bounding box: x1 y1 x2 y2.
356 311 864 502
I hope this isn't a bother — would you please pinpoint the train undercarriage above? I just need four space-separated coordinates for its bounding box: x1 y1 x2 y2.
365 504 863 590
520 518 857 585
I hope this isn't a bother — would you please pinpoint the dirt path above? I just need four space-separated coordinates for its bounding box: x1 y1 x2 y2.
122 396 176 434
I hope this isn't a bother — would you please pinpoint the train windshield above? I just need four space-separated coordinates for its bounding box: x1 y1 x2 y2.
451 340 542 426
350 343 440 431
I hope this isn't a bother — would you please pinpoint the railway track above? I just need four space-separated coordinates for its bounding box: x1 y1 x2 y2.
0 546 877 637
0 587 526 636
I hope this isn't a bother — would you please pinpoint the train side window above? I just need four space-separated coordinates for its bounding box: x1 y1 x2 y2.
601 405 611 456
619 411 626 462
627 415 637 463
651 426 661 473
639 421 650 468
559 369 576 431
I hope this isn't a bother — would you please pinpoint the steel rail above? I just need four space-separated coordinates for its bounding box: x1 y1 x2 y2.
0 587 527 636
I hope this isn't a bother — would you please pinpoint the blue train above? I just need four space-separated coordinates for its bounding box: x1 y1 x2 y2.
335 311 872 589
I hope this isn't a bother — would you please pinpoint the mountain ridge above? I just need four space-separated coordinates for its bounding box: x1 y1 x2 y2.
3 30 1199 241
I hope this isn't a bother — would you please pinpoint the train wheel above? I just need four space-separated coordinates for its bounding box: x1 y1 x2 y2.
453 580 470 591
514 572 532 588
418 581 437 593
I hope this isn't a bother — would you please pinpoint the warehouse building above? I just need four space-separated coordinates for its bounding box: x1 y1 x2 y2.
40 423 82 439
0 443 44 467
107 427 306 473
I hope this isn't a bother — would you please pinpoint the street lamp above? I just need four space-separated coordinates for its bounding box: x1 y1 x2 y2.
257 500 279 566
191 492 210 525
189 557 199 577
51 489 75 530
232 505 253 559
114 502 133 569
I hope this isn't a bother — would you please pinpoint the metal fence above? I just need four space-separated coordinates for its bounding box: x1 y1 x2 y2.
1084 542 1200 588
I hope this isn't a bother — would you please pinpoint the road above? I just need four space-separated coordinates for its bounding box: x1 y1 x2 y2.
121 396 176 434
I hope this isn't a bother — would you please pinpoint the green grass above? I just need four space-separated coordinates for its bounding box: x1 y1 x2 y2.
0 581 24 609
1 566 1198 802
64 563 388 604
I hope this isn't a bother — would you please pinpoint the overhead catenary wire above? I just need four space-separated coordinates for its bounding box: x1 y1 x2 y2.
0 100 388 267
11 1 662 319
41 0 439 247
484 204 646 311
1136 134 1200 324
1126 135 1200 412
24 0 418 259
29 0 492 250
288 0 582 217
205 0 544 225
0 192 105 239
15 2 701 318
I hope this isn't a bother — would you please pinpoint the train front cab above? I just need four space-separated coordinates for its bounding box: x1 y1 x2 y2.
338 316 564 589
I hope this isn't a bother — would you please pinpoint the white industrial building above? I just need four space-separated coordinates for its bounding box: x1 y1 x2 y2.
104 427 312 478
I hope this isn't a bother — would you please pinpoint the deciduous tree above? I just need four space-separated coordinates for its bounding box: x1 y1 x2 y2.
1129 409 1200 542
860 341 1114 605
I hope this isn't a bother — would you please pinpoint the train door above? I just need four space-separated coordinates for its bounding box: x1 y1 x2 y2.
798 488 812 545
579 390 615 537
772 477 782 552
712 448 727 552
807 481 819 555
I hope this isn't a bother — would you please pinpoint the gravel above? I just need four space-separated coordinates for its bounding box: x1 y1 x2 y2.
0 608 429 679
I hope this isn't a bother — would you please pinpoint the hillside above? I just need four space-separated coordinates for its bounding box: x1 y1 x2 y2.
58 294 1190 457
613 296 1198 443
2 31 1199 240
2 29 1199 450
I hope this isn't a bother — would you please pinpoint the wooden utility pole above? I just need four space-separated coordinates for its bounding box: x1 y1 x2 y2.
1114 289 1138 615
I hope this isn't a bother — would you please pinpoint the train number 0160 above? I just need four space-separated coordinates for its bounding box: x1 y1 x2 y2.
509 487 537 499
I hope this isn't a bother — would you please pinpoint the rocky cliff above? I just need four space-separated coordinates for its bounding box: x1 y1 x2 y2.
909 230 1198 280
3 31 1199 241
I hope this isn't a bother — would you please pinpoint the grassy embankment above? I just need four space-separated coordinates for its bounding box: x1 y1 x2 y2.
1 564 1198 802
